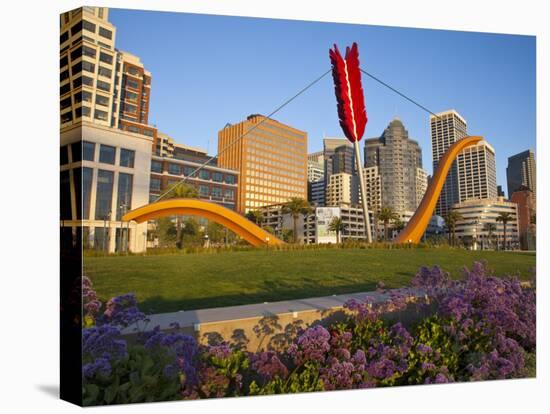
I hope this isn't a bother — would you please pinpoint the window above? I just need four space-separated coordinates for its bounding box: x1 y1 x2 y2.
150 177 161 191
60 170 72 220
94 109 108 121
120 149 135 168
83 141 95 161
82 45 96 58
99 144 116 164
116 173 133 220
168 164 180 175
126 78 139 89
60 83 70 96
199 170 210 180
99 27 112 40
127 66 140 76
123 103 137 114
126 125 139 133
95 94 109 107
124 91 138 102
60 56 68 68
75 106 90 118
151 160 162 173
199 185 209 197
60 97 72 110
71 62 82 75
225 174 236 184
60 146 69 165
70 21 82 36
70 48 81 61
143 129 154 137
95 170 114 220
97 80 110 92
224 189 235 200
60 70 69 82
211 187 222 198
82 167 93 220
99 52 113 64
98 66 111 78
184 166 195 177
61 111 73 124
212 172 223 182
60 31 69 44
75 90 92 103
82 61 95 73
71 141 82 162
82 20 96 33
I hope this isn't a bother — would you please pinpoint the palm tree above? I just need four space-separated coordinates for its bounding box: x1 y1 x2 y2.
163 182 198 249
496 212 513 250
483 222 497 250
393 218 405 239
282 197 312 243
328 216 346 243
444 210 463 247
245 210 264 227
377 207 398 241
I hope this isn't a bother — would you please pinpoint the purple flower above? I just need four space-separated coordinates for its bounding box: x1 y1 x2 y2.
288 325 331 365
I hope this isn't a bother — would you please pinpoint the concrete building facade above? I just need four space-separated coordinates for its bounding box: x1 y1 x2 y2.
457 140 498 203
510 186 536 250
217 115 308 213
430 110 468 217
326 172 358 206
364 118 427 215
452 197 520 250
506 149 536 203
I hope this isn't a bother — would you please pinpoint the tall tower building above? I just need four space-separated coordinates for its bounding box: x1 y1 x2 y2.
457 140 498 202
326 173 358 206
217 115 308 213
430 110 467 217
506 150 536 202
307 153 325 206
323 138 355 206
364 118 427 215
60 7 157 144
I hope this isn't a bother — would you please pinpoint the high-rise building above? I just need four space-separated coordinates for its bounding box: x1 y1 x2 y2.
307 154 325 206
323 138 355 206
510 186 536 250
361 166 382 213
364 118 427 215
506 150 536 203
457 140 498 203
430 110 467 217
326 173 358 206
217 115 308 213
497 185 506 198
60 7 157 143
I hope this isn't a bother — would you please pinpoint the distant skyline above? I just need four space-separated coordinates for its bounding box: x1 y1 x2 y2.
110 8 536 194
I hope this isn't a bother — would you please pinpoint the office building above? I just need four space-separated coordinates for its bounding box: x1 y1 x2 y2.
430 110 467 217
361 166 382 212
326 172 358 206
323 138 355 202
457 140 498 203
217 115 308 213
364 118 427 215
452 197 520 250
261 205 375 244
307 158 324 183
307 152 325 206
60 121 153 253
60 7 157 143
506 150 536 202
510 186 536 250
497 185 505 198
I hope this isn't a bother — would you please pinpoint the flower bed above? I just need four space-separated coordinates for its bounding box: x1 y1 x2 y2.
81 261 535 405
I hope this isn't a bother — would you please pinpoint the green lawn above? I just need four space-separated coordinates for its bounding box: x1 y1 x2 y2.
85 248 535 314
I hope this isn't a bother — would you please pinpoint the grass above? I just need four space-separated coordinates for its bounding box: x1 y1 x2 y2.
85 248 535 314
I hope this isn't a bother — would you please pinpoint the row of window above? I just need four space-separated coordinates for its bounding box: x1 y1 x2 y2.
149 178 235 201
61 19 113 45
152 161 237 184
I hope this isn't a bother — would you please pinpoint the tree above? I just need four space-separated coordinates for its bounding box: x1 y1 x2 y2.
282 197 313 243
444 210 463 247
496 212 513 250
328 216 346 243
377 207 398 241
393 218 405 239
483 222 497 250
163 182 198 249
245 210 264 227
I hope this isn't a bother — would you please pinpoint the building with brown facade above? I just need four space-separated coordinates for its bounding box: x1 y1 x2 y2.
217 115 308 214
510 186 536 250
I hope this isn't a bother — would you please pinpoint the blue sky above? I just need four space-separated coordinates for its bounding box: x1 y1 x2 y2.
110 8 536 195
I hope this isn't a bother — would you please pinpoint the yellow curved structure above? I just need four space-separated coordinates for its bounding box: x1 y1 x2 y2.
395 136 483 244
122 199 284 247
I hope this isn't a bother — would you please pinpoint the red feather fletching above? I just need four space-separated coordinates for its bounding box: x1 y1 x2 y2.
329 42 368 142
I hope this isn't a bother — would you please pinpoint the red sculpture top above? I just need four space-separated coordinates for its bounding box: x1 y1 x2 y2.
329 42 368 143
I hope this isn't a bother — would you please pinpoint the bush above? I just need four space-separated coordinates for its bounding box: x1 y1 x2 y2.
81 261 536 404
